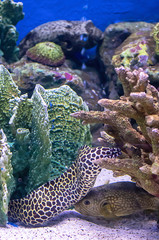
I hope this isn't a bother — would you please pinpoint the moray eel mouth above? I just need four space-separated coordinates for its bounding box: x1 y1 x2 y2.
8 145 121 226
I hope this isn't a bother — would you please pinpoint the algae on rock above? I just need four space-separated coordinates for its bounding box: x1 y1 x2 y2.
0 129 14 225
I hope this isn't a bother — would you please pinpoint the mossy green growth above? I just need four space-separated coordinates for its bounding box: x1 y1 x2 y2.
0 129 15 225
0 0 24 62
0 64 20 137
26 42 65 66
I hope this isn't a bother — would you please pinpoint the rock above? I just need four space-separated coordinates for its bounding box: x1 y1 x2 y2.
10 61 84 95
19 20 104 57
74 68 103 111
98 22 155 98
112 31 156 69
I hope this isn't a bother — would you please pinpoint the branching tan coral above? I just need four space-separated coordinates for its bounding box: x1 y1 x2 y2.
71 67 159 196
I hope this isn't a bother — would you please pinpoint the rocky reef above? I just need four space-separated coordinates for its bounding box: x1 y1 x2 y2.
71 66 159 197
0 0 24 63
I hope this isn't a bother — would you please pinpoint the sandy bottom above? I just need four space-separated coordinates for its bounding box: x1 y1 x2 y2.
0 169 159 240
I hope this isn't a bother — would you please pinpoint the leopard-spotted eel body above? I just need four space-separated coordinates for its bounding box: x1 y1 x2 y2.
8 145 121 226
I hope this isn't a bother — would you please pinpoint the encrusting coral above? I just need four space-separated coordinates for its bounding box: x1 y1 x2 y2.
71 66 159 197
26 42 65 67
0 0 24 62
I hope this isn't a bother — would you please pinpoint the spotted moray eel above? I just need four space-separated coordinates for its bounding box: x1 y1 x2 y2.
8 145 121 226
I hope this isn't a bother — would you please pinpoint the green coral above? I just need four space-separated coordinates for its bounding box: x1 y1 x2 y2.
26 41 65 66
0 129 15 225
0 64 20 136
31 84 91 182
152 22 159 55
10 84 91 196
27 86 52 194
0 64 91 200
0 0 24 62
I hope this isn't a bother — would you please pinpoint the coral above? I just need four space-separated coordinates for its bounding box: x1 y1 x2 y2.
0 64 91 200
19 20 103 57
26 42 65 67
112 31 156 69
7 82 91 197
71 67 159 197
0 64 20 136
0 0 24 62
32 84 92 181
152 22 159 55
0 129 15 225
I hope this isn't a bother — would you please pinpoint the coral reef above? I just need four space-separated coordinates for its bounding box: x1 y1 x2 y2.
152 22 159 55
0 129 15 225
0 0 24 62
71 67 159 197
19 20 103 57
26 42 65 67
112 31 156 69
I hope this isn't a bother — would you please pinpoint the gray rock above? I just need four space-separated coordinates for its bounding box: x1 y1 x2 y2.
19 20 104 57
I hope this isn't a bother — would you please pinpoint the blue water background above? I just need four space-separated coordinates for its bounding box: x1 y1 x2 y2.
14 0 159 42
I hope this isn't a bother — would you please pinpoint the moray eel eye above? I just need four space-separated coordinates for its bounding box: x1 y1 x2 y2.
102 202 108 207
84 200 90 205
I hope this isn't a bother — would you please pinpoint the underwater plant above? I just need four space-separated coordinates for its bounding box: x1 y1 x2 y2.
71 66 159 197
0 0 24 62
